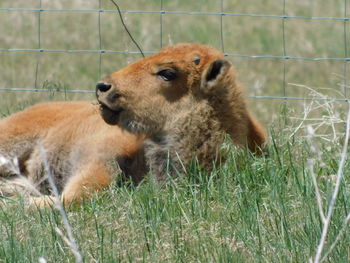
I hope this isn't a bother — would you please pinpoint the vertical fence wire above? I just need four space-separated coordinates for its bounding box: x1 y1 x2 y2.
33 0 42 90
282 0 287 98
344 0 348 98
160 0 164 48
220 0 225 53
98 0 103 79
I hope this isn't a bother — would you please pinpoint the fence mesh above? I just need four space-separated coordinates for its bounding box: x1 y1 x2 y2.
0 0 349 104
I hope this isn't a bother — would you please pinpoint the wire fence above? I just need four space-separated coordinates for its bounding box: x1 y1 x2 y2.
0 1 349 102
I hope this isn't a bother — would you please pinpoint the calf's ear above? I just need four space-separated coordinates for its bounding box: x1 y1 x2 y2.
200 59 232 93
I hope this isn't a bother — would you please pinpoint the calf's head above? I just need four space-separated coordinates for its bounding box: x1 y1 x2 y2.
96 43 235 135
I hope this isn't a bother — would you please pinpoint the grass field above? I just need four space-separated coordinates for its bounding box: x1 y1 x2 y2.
1 0 349 120
1 0 350 262
1 121 350 262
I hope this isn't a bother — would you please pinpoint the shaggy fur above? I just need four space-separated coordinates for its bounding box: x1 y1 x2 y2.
0 43 266 207
97 43 266 182
0 102 146 206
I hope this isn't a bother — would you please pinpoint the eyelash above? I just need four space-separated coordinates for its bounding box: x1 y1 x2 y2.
157 69 177 81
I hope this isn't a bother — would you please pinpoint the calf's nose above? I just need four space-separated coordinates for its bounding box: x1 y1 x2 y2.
96 82 112 93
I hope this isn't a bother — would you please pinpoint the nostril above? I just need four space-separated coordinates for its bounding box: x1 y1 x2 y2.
96 82 112 92
111 92 121 100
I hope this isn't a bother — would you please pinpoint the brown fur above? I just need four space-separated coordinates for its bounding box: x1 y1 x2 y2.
0 102 145 207
0 43 266 207
97 43 266 181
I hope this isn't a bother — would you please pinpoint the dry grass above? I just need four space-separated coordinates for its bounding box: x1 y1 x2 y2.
1 1 350 262
0 0 348 123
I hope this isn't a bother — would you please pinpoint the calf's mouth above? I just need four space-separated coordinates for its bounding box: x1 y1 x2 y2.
98 102 124 125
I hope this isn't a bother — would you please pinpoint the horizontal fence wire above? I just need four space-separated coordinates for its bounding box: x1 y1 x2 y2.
0 5 349 102
0 8 349 21
1 48 349 61
0 87 349 102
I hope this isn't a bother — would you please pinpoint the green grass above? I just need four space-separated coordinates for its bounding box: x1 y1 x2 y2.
1 108 350 262
1 1 350 262
0 0 349 125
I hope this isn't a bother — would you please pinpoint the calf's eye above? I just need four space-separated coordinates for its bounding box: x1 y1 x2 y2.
157 69 177 81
